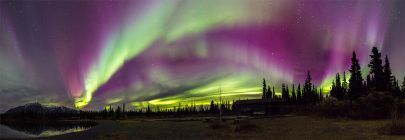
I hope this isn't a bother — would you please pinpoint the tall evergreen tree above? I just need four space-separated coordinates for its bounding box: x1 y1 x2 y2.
392 77 401 97
292 84 296 103
282 83 287 101
147 105 151 114
115 106 122 119
402 77 405 96
303 71 313 103
335 73 344 100
109 105 114 116
262 79 267 99
400 77 405 98
348 52 364 100
342 71 348 96
383 55 393 91
330 81 337 98
272 86 276 99
286 85 290 102
319 88 323 102
368 47 384 91
366 74 371 90
267 85 272 99
210 100 215 113
297 84 302 103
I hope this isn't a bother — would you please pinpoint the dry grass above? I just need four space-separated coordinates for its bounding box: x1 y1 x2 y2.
234 119 259 133
387 118 405 135
384 108 405 135
51 116 405 140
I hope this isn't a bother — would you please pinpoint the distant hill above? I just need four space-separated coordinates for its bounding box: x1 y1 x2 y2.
1 103 79 119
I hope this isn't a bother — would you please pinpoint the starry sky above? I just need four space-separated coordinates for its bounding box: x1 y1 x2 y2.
0 0 404 111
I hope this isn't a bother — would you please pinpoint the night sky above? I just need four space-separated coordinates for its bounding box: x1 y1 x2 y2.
0 0 404 111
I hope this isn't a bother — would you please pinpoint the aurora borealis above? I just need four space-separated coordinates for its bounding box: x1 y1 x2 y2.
0 0 404 111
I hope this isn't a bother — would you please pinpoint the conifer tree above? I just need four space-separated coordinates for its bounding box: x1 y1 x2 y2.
402 77 405 97
366 74 371 90
262 79 267 99
383 55 393 91
303 71 313 103
109 105 114 116
319 88 323 102
147 105 151 114
267 85 272 99
286 85 290 102
348 52 364 100
282 83 287 101
342 71 348 96
297 84 302 103
312 85 317 102
210 100 215 113
335 73 343 100
392 78 401 97
330 81 336 98
292 84 296 103
116 106 122 119
368 47 384 91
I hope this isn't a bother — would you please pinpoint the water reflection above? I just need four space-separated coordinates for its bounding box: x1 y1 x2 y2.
0 121 97 138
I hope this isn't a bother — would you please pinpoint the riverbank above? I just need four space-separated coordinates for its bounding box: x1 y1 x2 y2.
39 115 404 140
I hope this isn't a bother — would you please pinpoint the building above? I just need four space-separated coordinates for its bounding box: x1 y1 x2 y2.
233 99 286 115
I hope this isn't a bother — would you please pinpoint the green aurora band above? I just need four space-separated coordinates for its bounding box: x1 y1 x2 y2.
75 0 286 108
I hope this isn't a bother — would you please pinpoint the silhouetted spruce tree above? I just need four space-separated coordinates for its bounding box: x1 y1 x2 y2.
393 78 402 97
147 105 151 114
348 52 364 101
231 100 236 111
210 100 215 113
303 71 313 104
335 73 344 100
330 81 337 98
383 55 393 91
267 85 272 99
286 85 290 102
297 84 302 103
368 47 384 91
366 74 371 90
319 89 323 102
262 79 267 99
291 84 296 103
281 83 287 101
313 87 319 103
342 71 348 97
109 105 114 117
272 87 276 99
312 85 317 103
116 106 122 119
402 77 405 97
122 104 125 112
103 106 108 118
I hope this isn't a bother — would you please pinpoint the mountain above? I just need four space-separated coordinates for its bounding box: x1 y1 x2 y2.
2 102 79 116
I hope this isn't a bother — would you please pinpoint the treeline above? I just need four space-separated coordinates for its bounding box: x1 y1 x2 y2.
78 100 236 119
0 100 237 120
262 47 405 103
319 47 405 119
262 71 323 105
329 47 405 100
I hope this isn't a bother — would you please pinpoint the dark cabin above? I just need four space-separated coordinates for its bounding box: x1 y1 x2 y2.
233 99 286 115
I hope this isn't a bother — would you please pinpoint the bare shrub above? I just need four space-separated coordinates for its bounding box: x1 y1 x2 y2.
234 120 258 133
209 120 229 130
316 92 395 119
386 101 405 135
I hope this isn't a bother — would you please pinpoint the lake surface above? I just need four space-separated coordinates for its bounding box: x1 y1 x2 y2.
0 120 97 138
